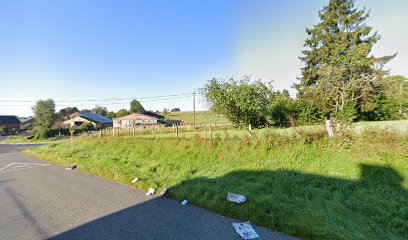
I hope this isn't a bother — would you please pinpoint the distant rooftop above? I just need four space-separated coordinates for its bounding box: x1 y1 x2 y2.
74 112 112 124
0 115 21 124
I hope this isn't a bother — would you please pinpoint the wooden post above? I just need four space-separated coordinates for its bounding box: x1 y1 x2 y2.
248 124 252 133
209 126 212 139
133 128 135 138
69 129 75 152
193 91 196 130
176 124 179 139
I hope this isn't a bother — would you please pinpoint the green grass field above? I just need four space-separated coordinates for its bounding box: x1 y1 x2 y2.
25 125 408 239
114 119 408 140
163 111 230 124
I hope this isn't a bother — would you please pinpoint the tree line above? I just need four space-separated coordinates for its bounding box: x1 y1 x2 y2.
200 0 408 128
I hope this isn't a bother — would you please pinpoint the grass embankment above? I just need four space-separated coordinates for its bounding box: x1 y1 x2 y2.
25 129 408 239
163 111 230 124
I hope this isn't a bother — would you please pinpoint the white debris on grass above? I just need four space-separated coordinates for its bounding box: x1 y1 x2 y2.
226 192 246 203
232 222 259 239
65 165 77 170
160 187 170 196
131 178 139 184
145 188 156 195
181 199 188 205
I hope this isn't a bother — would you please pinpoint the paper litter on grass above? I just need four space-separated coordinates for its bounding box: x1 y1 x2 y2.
160 187 170 196
131 178 139 184
181 199 188 205
232 222 259 239
145 188 156 195
227 192 246 203
65 165 77 170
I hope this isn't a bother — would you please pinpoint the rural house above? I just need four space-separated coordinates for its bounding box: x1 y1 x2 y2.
64 112 113 128
113 113 159 128
0 115 21 135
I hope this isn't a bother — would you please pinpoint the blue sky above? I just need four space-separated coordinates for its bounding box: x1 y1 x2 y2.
1 0 407 116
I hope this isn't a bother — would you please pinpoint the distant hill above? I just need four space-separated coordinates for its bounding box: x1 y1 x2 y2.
163 111 230 125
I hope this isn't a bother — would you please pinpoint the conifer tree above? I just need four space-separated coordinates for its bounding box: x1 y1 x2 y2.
296 0 395 122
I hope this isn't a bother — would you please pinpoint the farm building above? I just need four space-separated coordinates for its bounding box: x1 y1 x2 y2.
141 111 164 120
113 113 159 128
64 112 113 128
0 115 21 135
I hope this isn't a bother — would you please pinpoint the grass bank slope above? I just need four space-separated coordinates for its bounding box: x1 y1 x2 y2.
25 130 408 239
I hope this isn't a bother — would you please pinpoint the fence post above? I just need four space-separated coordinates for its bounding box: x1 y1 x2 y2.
176 124 179 139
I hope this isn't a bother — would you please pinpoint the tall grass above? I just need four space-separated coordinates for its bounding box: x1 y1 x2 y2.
25 128 408 239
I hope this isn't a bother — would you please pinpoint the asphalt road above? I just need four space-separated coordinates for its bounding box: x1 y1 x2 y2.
0 144 294 240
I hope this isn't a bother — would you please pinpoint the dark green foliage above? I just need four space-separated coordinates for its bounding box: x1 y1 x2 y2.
296 0 395 123
80 109 91 113
43 127 70 138
106 111 117 120
80 122 95 131
91 105 108 116
32 99 57 139
268 90 297 127
0 126 5 135
116 109 129 118
130 99 145 113
59 107 79 119
171 108 180 112
359 75 408 121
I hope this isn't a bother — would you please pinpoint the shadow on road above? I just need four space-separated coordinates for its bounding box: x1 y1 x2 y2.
48 164 407 239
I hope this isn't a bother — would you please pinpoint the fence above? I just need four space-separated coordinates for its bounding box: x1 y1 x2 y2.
85 123 233 139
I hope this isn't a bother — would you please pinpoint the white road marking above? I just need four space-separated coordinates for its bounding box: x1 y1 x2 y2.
0 163 50 173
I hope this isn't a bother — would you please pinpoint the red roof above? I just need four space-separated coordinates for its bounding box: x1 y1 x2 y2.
116 113 158 121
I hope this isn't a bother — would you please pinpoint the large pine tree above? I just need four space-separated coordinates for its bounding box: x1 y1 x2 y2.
296 0 395 122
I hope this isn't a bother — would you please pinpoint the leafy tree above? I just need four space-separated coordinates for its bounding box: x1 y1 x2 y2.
130 99 145 113
359 75 408 120
80 109 91 113
268 90 297 127
32 99 57 138
116 109 129 118
59 107 79 119
171 108 181 112
162 108 169 114
201 76 273 127
106 111 117 119
80 122 95 131
0 126 5 135
296 0 395 123
92 105 108 116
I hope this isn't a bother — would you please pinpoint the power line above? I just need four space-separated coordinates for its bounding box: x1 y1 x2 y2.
0 93 194 103
0 94 194 108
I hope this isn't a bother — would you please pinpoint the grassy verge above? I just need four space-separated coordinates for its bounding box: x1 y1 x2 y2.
1 136 68 144
24 128 408 239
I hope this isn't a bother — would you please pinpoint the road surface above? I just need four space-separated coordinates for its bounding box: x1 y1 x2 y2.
0 144 294 240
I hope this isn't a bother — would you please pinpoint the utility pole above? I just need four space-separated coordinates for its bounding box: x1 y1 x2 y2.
193 91 196 130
